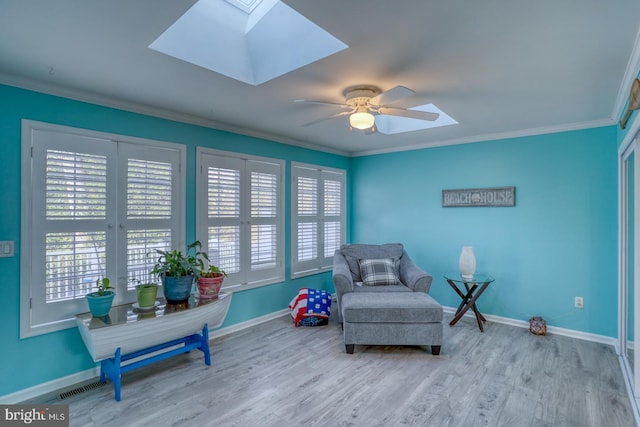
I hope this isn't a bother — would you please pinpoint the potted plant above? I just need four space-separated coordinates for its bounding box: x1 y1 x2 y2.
151 241 208 304
85 277 115 317
197 265 227 299
133 280 158 309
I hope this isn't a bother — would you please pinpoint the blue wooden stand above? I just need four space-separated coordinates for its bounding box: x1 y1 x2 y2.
100 323 210 401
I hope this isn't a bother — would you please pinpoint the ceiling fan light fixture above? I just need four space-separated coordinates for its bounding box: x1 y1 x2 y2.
349 111 375 130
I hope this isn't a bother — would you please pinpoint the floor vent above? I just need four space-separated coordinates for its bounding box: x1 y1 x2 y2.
58 381 106 400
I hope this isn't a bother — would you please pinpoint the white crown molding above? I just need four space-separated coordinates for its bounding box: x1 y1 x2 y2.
0 71 624 160
0 73 351 157
612 25 640 123
352 118 616 157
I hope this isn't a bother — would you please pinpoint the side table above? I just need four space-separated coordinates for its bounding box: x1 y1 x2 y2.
444 274 494 332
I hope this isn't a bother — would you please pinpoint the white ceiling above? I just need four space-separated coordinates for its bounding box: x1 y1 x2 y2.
1 0 639 156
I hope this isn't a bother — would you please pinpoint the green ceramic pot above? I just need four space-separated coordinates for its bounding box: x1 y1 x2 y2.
136 283 158 308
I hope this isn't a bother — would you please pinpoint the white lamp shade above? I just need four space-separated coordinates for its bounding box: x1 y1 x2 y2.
349 112 375 130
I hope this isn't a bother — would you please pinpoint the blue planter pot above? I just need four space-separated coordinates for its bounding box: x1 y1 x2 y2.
162 275 194 304
85 291 115 317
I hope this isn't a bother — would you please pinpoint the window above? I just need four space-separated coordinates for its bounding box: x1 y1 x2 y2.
196 148 284 290
20 120 185 337
291 162 346 278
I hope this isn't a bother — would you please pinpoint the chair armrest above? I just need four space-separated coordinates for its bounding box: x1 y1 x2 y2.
332 251 354 322
399 251 433 293
332 251 354 296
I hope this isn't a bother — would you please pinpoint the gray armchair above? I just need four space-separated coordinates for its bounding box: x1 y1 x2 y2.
333 243 443 354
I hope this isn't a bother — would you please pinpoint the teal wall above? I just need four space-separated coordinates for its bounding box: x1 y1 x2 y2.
0 82 621 398
0 84 349 396
351 127 618 336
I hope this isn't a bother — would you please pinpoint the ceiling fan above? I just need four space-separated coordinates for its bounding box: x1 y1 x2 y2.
295 85 439 132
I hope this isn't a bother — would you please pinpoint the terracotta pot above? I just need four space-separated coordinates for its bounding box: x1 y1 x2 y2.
197 275 224 299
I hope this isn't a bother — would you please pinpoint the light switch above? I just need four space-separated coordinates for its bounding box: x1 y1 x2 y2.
0 241 14 257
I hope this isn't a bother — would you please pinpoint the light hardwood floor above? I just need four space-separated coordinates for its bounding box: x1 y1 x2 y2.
40 313 636 427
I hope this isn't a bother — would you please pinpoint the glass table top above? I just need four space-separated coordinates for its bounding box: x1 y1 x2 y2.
76 292 230 330
444 273 494 284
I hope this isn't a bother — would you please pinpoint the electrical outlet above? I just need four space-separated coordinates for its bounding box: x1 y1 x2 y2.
0 241 14 258
575 296 584 309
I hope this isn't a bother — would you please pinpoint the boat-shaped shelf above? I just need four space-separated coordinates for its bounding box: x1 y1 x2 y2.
75 293 232 362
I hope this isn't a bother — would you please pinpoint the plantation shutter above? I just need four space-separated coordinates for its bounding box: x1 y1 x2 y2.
30 130 117 327
323 174 343 258
248 159 280 283
197 150 283 289
204 156 243 281
296 175 318 262
291 163 346 278
118 144 180 293
22 120 186 337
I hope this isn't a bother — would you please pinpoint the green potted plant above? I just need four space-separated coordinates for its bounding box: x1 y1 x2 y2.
196 264 227 299
151 241 208 304
132 279 158 309
85 277 115 317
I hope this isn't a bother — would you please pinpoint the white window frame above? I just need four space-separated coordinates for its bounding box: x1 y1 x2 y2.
20 120 186 338
291 162 346 279
196 147 284 292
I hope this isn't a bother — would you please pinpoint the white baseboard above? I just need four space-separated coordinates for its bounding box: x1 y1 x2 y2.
0 309 290 404
0 367 100 404
208 309 289 340
442 306 617 347
1 307 615 403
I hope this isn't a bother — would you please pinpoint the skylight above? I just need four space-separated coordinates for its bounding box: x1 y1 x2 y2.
375 104 458 135
225 0 264 14
149 0 348 86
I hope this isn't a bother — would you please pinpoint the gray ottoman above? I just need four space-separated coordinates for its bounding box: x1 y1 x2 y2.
341 292 443 355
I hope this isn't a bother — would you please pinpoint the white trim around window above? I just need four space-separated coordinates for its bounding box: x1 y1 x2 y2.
291 162 346 279
20 120 186 338
196 147 285 292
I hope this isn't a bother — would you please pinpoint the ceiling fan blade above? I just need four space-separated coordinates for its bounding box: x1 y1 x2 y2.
302 110 351 127
294 99 350 109
370 85 415 106
378 106 439 121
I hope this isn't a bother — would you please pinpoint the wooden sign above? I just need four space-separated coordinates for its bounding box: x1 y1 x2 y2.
442 186 515 207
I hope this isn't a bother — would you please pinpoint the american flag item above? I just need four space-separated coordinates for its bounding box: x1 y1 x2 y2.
288 288 331 327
